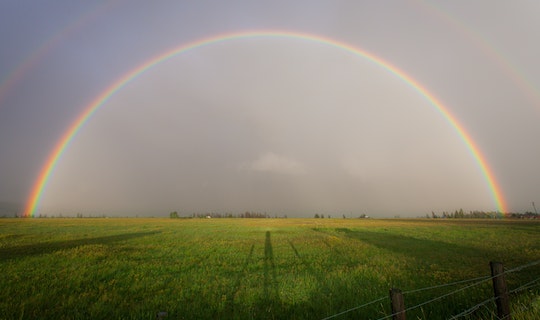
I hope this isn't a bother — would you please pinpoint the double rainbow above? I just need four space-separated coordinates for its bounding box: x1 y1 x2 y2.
23 30 508 216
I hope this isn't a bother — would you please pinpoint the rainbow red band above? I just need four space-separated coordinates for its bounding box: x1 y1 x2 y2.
23 30 508 217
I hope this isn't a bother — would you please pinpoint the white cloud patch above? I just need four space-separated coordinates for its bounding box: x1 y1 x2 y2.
241 152 306 175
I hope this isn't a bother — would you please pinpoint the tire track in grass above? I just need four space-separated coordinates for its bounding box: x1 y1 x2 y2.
292 229 396 318
288 238 339 317
288 240 323 281
311 227 370 269
223 243 255 316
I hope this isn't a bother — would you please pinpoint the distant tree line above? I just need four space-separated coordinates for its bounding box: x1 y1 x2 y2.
3 209 537 219
509 212 539 219
169 211 288 219
426 209 539 219
0 213 113 218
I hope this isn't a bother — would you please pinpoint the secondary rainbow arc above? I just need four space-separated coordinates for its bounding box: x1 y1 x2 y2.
23 30 508 216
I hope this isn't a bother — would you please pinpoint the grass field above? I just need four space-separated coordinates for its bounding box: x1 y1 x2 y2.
1 218 539 319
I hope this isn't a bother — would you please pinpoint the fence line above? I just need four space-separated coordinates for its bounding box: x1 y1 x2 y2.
504 259 540 274
375 277 493 320
505 277 540 318
402 274 491 295
448 296 497 320
480 303 501 320
320 259 540 320
322 274 503 320
510 276 540 294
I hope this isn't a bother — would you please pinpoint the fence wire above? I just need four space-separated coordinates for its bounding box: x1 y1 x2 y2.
447 297 497 320
504 259 540 274
402 275 491 295
375 277 493 320
320 259 540 320
510 276 540 294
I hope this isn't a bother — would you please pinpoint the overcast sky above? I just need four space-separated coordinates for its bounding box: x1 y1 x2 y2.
1 1 539 217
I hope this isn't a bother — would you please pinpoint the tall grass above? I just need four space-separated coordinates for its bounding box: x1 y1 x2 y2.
0 218 538 319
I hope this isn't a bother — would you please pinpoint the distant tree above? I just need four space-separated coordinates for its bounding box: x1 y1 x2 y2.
321 214 324 219
169 211 179 219
314 213 320 219
343 214 346 219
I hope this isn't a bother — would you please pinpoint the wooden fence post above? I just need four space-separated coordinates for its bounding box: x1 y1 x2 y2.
490 261 511 320
389 288 406 320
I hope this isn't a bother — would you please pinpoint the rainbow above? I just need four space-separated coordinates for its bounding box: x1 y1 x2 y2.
23 30 508 217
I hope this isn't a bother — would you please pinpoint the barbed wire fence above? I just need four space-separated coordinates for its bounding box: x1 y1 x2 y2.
320 259 540 320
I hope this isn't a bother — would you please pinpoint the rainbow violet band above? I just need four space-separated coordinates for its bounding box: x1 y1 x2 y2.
23 30 508 217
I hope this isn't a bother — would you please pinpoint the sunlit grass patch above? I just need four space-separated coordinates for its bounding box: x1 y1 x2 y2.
0 218 538 319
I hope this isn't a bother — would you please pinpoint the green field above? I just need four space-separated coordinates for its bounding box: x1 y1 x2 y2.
1 218 539 319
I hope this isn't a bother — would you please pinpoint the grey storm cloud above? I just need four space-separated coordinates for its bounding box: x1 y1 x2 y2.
1 1 539 217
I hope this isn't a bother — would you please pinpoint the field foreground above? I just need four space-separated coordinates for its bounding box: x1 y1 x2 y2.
1 218 539 319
